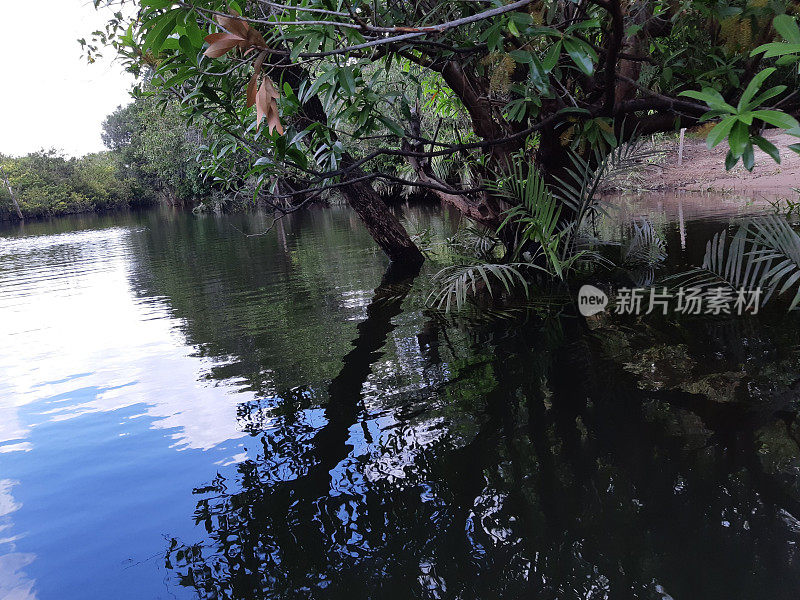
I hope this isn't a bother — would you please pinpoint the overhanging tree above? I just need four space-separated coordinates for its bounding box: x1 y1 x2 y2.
89 0 800 264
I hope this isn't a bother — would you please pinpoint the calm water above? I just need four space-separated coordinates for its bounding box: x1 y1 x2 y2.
2 201 800 599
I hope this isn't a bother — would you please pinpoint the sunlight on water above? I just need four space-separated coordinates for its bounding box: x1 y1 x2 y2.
0 226 255 455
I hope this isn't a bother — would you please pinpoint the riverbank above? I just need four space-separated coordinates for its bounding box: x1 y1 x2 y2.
644 129 800 196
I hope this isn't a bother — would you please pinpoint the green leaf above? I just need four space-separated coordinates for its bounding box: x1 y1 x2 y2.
143 0 173 8
509 11 533 27
563 37 594 75
378 116 404 138
752 42 800 58
773 14 800 44
486 26 503 52
178 35 194 56
509 50 533 64
542 41 561 72
776 54 800 66
737 68 775 112
161 69 195 89
679 88 735 112
699 109 730 122
566 19 600 33
184 15 205 48
707 116 736 148
742 143 755 171
752 135 781 163
729 120 750 157
340 68 356 96
746 85 787 111
143 9 179 54
789 143 800 155
725 149 739 170
290 42 304 62
751 110 800 130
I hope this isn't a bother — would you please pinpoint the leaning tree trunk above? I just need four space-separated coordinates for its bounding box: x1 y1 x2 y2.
339 156 424 270
279 64 424 270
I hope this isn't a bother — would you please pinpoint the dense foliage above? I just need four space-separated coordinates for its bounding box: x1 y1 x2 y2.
1 95 219 221
102 95 211 204
86 1 800 237
0 150 140 220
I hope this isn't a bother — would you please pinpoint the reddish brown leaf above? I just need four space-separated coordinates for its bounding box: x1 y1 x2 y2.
255 80 268 130
246 50 269 108
266 107 284 136
246 75 258 108
245 28 267 49
204 32 242 58
216 12 250 40
203 12 266 59
202 13 278 134
255 76 283 135
204 32 232 45
261 76 280 101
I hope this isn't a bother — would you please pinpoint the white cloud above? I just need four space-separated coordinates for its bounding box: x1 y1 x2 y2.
0 0 135 157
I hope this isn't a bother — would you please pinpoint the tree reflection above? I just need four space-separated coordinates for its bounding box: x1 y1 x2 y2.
124 208 800 599
165 298 800 599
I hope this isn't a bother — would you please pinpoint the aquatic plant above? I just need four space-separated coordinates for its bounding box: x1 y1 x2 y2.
427 139 659 312
672 214 800 310
622 218 668 267
427 262 532 312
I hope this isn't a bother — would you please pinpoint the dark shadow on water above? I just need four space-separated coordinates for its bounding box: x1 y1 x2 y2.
165 303 800 600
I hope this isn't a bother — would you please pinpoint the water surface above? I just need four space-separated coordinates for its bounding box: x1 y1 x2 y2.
2 201 800 599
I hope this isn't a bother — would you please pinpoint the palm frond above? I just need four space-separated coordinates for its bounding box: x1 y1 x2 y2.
447 226 500 260
491 160 583 279
430 154 456 182
622 218 667 266
746 215 800 308
554 132 660 229
427 262 541 312
668 215 800 310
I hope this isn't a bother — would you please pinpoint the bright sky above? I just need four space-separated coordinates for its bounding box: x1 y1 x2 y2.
0 0 135 157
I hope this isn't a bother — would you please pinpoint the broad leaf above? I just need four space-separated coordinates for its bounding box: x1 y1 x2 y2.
737 68 775 112
729 120 750 157
773 14 800 44
707 116 736 149
752 135 781 163
751 110 800 130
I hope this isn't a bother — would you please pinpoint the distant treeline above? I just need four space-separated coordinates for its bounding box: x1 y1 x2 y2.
0 151 145 220
0 94 214 221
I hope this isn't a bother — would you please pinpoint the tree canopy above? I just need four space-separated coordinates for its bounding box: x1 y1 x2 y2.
103 95 211 203
88 0 800 262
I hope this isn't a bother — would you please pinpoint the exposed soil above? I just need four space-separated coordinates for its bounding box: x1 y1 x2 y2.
643 129 800 196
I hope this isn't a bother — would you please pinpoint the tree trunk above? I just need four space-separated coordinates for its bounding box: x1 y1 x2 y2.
535 123 575 189
1 164 23 220
403 108 505 232
338 157 424 272
278 65 424 269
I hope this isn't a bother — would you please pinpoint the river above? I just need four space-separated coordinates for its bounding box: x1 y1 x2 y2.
2 201 800 599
